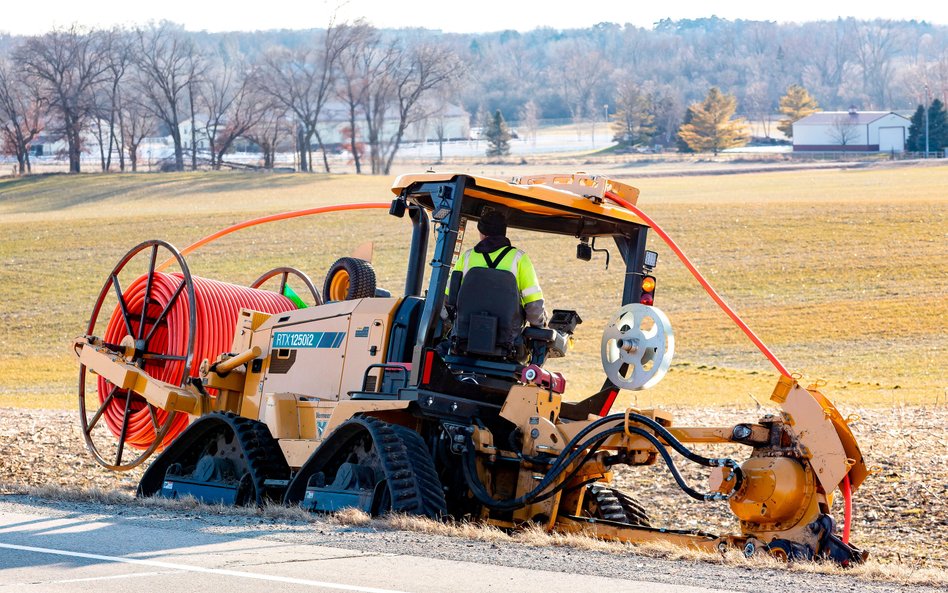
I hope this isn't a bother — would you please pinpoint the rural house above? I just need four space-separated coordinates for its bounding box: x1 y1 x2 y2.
792 109 911 152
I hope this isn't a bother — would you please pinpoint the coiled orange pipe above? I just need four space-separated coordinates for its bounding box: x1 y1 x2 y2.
98 273 295 450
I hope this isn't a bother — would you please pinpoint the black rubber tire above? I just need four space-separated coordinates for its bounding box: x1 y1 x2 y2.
323 257 376 301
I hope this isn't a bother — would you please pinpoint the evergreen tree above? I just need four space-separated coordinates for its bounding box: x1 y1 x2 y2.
907 105 924 152
777 84 819 139
676 106 695 153
484 109 511 158
928 99 948 151
677 87 749 155
907 99 948 153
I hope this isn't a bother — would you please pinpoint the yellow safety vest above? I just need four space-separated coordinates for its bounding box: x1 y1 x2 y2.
452 246 544 306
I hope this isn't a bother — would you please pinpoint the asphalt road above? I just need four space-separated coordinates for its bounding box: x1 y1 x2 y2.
0 496 936 593
0 502 724 593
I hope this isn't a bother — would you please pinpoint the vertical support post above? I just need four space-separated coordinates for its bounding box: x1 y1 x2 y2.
404 204 430 297
410 176 468 384
615 226 649 306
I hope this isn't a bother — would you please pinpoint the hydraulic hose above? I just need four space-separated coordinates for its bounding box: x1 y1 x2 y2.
462 411 743 510
99 274 295 450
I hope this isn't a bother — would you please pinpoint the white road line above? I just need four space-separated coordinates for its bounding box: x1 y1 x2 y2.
0 542 414 593
51 571 168 583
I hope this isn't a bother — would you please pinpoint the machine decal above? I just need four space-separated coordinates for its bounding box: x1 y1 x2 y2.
272 331 345 349
354 326 370 338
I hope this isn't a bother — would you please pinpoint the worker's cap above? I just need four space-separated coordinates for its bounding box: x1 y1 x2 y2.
477 210 507 237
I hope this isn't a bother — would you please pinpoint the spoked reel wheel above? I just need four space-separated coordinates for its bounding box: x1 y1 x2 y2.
78 240 196 471
250 266 322 307
601 304 675 390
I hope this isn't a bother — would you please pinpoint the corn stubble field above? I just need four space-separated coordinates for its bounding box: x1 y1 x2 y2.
0 162 945 576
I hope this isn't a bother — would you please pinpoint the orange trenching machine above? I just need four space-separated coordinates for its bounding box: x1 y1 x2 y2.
73 173 868 564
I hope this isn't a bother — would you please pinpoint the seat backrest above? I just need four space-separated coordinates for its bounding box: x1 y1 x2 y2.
453 267 524 357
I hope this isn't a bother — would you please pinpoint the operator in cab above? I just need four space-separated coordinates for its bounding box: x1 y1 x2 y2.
453 210 548 327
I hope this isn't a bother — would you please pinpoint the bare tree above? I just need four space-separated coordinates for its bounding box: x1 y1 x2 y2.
518 100 540 146
744 80 773 138
0 58 45 174
852 20 905 109
134 23 203 172
89 28 132 172
256 23 349 173
364 41 461 175
828 114 861 148
551 40 608 138
244 99 290 170
335 20 379 174
121 91 155 172
200 57 265 169
16 26 109 173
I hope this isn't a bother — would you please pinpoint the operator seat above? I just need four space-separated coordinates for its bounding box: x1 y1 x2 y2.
451 267 524 359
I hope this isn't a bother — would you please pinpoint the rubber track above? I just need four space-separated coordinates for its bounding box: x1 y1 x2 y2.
138 412 290 505
285 416 446 518
588 484 651 527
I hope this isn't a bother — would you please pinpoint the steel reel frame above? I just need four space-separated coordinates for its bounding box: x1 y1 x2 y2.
78 239 196 471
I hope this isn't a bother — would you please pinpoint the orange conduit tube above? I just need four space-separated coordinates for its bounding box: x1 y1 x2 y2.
99 274 296 450
842 475 853 544
604 191 791 378
157 202 391 272
603 191 858 542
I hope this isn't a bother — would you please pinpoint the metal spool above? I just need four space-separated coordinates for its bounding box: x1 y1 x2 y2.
600 304 675 390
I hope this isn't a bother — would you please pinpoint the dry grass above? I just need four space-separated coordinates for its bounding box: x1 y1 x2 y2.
1 165 945 409
6 484 943 587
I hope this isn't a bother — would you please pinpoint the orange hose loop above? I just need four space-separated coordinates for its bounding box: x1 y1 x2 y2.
156 202 391 272
604 191 791 378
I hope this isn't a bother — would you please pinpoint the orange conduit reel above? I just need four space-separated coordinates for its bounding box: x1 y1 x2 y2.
78 239 296 471
79 203 390 471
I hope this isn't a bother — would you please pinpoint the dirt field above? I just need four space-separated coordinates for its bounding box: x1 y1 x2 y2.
1 405 945 572
0 161 945 579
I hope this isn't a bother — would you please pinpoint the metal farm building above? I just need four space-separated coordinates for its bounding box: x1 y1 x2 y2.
792 110 911 152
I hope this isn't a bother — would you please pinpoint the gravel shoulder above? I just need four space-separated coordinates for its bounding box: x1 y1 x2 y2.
0 495 942 593
1 406 945 590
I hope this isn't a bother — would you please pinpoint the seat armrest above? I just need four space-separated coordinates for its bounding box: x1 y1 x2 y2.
522 326 555 342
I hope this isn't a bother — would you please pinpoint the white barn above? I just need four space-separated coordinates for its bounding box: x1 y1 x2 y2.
792 110 911 152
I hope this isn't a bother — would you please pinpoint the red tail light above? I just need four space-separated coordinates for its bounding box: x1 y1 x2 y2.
640 275 656 305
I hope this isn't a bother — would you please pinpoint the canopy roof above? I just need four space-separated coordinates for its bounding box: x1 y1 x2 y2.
391 172 648 237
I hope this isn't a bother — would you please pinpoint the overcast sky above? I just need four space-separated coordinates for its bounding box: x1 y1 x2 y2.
2 0 945 35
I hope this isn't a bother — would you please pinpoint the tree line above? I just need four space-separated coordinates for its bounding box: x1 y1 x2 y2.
2 17 947 174
0 21 459 174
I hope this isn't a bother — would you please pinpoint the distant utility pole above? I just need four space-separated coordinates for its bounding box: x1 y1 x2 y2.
924 83 930 158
